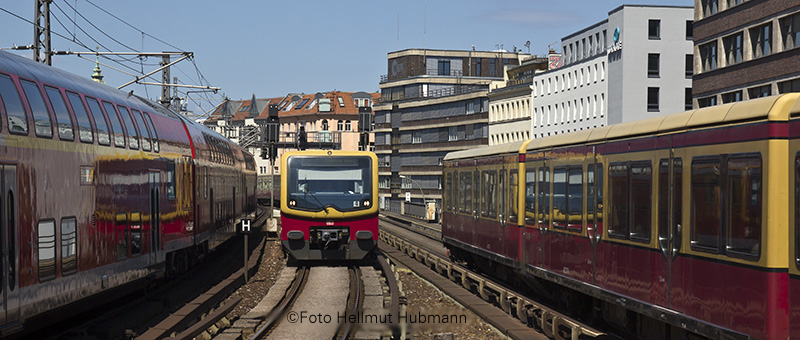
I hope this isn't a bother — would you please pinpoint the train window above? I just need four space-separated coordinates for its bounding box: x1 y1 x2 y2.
538 167 550 228
553 168 567 229
102 101 126 148
116 212 128 261
66 92 94 143
131 109 151 151
60 217 77 276
691 158 721 251
19 80 52 138
85 97 110 146
630 162 652 241
167 162 176 200
726 156 761 257
482 171 497 218
510 170 519 223
588 165 596 226
567 167 583 232
0 74 27 135
524 169 536 223
445 172 452 212
204 167 208 199
130 212 142 256
796 154 800 266
144 112 159 152
118 106 139 149
672 159 682 252
37 219 56 282
609 163 629 239
43 86 74 141
129 109 151 151
459 172 471 213
499 170 506 221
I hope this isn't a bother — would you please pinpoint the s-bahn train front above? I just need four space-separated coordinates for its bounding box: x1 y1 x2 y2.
280 150 378 260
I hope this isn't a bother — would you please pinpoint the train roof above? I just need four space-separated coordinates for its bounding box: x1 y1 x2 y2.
443 140 529 161
525 93 800 153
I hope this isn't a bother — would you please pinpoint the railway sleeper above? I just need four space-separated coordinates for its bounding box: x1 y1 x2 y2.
526 303 606 340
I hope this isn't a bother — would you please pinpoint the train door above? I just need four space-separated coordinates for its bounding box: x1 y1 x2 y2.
586 150 602 284
149 171 162 263
471 168 480 246
0 165 18 325
655 140 683 309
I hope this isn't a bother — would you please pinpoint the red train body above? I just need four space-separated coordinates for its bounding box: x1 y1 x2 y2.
0 51 256 336
443 94 800 339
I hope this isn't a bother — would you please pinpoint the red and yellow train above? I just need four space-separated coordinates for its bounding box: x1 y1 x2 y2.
0 51 256 337
280 150 378 260
443 93 800 339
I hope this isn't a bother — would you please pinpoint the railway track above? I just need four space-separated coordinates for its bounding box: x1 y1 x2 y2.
379 214 610 340
209 256 399 340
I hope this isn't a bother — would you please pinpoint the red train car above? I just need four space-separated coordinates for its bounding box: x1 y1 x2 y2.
280 150 378 260
443 94 800 339
0 51 255 337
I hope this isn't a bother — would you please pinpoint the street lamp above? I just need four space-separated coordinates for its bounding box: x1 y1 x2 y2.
399 175 427 203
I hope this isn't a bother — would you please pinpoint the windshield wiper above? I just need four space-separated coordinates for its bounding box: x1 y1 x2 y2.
303 176 329 213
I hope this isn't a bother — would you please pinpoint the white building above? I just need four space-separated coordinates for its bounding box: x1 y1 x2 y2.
532 5 694 138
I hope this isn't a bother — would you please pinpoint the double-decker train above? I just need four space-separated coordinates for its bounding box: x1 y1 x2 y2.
280 150 378 260
0 51 256 337
443 93 800 339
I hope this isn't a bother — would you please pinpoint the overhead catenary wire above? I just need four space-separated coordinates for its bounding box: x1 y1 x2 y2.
0 3 222 114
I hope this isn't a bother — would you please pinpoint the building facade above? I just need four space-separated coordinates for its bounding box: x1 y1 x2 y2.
374 48 529 216
204 91 378 175
488 56 548 146
532 5 694 138
692 0 800 107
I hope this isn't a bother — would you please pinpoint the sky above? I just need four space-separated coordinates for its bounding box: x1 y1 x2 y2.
1 0 692 117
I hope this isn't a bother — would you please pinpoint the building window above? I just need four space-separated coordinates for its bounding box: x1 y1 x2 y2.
685 54 694 77
475 58 481 76
338 97 345 107
490 59 496 77
412 131 422 144
721 90 742 103
686 20 694 40
781 13 800 50
685 88 693 110
723 32 743 66
345 120 351 131
751 23 772 58
727 0 742 8
779 78 800 93
649 19 661 39
449 126 458 141
700 41 717 72
648 54 660 77
337 120 343 131
438 60 451 76
698 96 717 108
648 87 659 111
322 120 328 131
702 0 718 17
748 85 771 99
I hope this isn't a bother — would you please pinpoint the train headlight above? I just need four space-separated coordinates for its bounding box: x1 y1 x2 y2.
363 199 371 207
289 199 297 207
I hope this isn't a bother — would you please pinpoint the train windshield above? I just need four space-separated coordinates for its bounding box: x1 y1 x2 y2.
287 156 372 212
